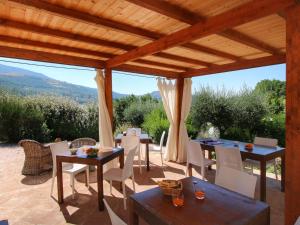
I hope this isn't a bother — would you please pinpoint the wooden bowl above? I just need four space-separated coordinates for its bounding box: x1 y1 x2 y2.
158 180 183 196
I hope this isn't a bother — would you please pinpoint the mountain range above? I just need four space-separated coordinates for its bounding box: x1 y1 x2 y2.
0 64 160 103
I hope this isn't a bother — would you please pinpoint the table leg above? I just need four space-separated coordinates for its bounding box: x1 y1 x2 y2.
57 158 63 203
85 169 88 187
208 150 212 170
281 154 285 192
119 152 124 191
260 160 267 202
129 199 138 225
97 163 104 211
146 143 150 171
188 163 192 176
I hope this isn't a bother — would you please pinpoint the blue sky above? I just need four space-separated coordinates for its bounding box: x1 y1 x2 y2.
0 57 286 95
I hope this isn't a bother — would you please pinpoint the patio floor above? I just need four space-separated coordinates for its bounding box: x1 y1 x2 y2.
0 144 284 225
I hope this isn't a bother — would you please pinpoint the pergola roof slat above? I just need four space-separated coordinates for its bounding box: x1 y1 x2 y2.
106 0 293 68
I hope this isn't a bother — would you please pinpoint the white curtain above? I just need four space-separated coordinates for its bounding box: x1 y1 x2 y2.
157 78 178 161
94 70 115 169
177 78 192 163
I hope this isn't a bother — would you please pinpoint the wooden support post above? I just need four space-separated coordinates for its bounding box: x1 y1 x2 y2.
286 4 300 225
176 77 184 161
104 68 113 128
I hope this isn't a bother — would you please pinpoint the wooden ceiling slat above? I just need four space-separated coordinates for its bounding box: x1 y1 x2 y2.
7 0 241 62
106 0 293 68
0 19 211 67
126 0 284 56
0 34 188 71
0 45 104 68
181 55 285 77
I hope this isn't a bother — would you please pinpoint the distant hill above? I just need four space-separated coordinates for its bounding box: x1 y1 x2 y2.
0 64 160 103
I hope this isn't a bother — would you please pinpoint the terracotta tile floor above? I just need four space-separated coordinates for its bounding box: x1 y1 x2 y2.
0 144 284 225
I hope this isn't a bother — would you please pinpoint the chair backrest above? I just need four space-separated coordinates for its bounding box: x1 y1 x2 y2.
122 145 138 179
186 140 204 167
70 137 97 148
103 199 127 225
159 131 166 150
215 166 257 198
215 146 243 172
50 141 71 172
121 135 140 155
254 137 278 147
18 140 43 157
126 128 141 136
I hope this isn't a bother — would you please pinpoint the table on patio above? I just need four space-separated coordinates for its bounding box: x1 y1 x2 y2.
129 176 270 225
56 148 124 211
194 139 285 202
115 133 152 171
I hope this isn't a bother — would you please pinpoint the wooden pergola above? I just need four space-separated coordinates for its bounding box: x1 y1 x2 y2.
0 0 299 224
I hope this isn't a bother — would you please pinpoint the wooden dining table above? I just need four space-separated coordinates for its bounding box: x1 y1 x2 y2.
195 139 285 202
56 147 124 211
115 133 152 171
129 176 270 225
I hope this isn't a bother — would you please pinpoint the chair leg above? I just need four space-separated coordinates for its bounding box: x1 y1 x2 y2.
110 180 113 195
201 167 205 180
160 151 164 167
122 181 127 210
71 174 75 199
250 163 254 175
50 171 56 196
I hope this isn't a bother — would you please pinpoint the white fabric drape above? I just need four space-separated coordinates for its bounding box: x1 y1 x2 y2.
177 78 192 163
157 78 178 161
94 69 114 155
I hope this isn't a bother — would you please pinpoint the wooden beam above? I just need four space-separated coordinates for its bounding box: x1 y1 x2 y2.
7 0 240 62
286 4 300 225
114 64 179 78
0 35 188 71
0 45 104 68
181 55 286 78
104 68 113 128
126 0 283 56
0 19 210 67
107 0 294 67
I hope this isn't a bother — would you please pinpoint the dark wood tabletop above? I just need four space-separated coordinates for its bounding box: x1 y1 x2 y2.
194 138 285 202
56 147 124 211
129 176 270 225
115 133 152 171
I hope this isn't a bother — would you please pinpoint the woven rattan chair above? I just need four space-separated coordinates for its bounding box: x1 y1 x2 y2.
19 139 53 175
70 138 97 148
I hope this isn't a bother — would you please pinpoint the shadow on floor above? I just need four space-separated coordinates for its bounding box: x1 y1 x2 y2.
21 171 52 185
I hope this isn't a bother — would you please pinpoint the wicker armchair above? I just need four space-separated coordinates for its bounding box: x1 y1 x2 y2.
19 140 53 175
70 138 97 148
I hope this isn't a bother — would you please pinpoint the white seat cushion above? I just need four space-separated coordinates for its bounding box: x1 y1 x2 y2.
63 163 88 174
103 168 123 181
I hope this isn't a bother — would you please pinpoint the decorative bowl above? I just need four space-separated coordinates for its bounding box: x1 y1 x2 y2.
82 147 99 157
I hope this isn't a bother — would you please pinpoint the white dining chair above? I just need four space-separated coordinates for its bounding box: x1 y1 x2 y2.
103 199 127 225
50 141 89 199
215 166 257 198
150 131 166 167
215 146 243 174
246 137 279 180
121 135 142 174
126 128 141 136
186 140 215 180
103 145 138 210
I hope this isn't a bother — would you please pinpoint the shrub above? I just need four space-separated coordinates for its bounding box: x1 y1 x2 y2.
142 106 169 144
